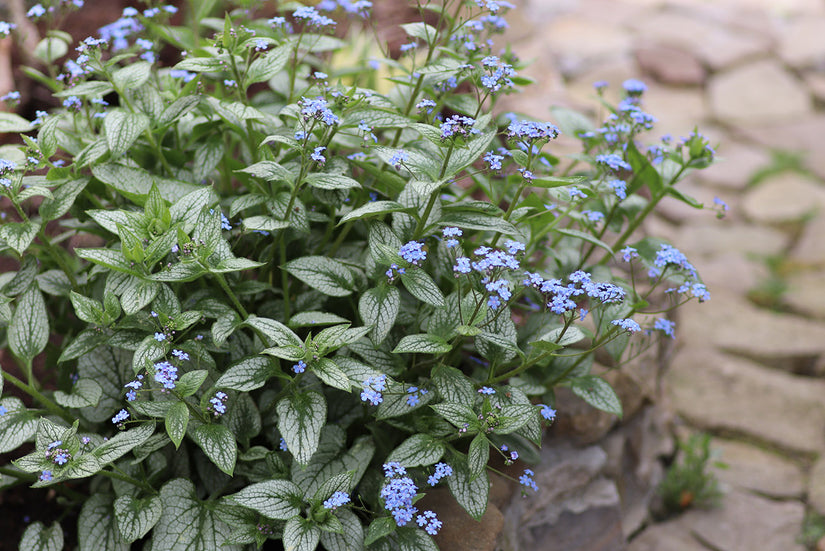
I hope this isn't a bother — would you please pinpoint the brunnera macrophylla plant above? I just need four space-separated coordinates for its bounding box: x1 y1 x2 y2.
0 0 719 549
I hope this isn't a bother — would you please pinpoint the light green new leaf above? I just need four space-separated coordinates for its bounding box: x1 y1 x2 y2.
246 43 291 83
104 110 150 157
111 61 152 90
152 479 241 551
40 179 88 222
114 494 162 543
8 284 48 364
78 494 128 551
387 434 445 467
190 423 237 475
393 334 451 355
570 375 623 417
284 256 355 297
312 358 351 391
277 390 326 466
165 401 189 449
228 479 302 519
19 522 63 551
54 379 103 409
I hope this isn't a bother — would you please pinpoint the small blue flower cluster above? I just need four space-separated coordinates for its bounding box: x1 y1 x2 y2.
399 241 427 265
317 0 373 17
388 149 409 168
154 360 178 390
299 96 339 126
360 375 386 405
292 360 307 374
323 491 351 510
539 404 557 421
595 153 631 172
652 318 675 338
483 150 504 170
112 408 129 426
440 115 480 140
519 468 538 492
209 391 228 416
478 386 495 395
124 374 144 401
381 463 442 534
405 386 428 406
506 119 560 142
45 440 71 465
385 263 406 281
480 56 515 93
416 99 436 115
427 462 453 486
611 318 641 333
442 226 462 248
293 6 336 28
523 270 626 315
0 21 17 38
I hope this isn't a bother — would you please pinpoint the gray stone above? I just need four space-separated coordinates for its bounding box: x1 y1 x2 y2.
498 444 626 551
785 270 825 319
666 347 825 453
427 487 505 551
628 520 707 551
679 294 825 370
678 490 806 551
689 253 768 296
808 455 825 517
736 115 825 180
803 71 825 103
778 17 825 68
708 60 812 125
696 142 771 190
791 214 825 267
742 172 825 223
641 87 709 142
634 45 706 86
541 15 633 77
709 439 805 498
552 386 618 445
672 221 787 258
629 11 771 70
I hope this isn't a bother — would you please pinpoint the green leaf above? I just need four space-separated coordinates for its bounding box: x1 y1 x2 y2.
152 479 240 551
262 345 305 361
0 220 39 255
19 522 63 551
313 471 355 502
228 479 302 519
393 334 451 355
626 140 663 196
447 460 489 520
170 187 217 232
177 369 208 397
339 201 410 225
9 284 48 364
104 110 150 157
165 401 189 449
569 375 623 417
284 256 355 297
319 509 365 551
210 257 265 273
494 404 538 435
534 325 585 349
78 494 128 551
550 105 594 137
39 178 88 222
432 365 475 405
365 517 396 546
284 517 321 551
159 95 200 127
237 160 293 183
400 269 444 306
54 81 113 99
556 228 614 256
289 311 350 328
245 315 302 346
92 162 199 204
397 527 439 551
113 494 162 544
54 379 102 409
75 347 132 422
190 423 237 475
439 211 519 236
401 22 438 41
173 56 225 72
277 390 326 466
246 43 291 83
119 277 160 315
292 427 375 498
343 109 412 129
359 285 399 344
111 61 152 90
304 173 361 190
70 291 105 324
93 422 156 464
241 215 290 232
468 433 489 479
0 397 37 453
387 434 445 467
133 335 166 373
216 356 275 391
34 36 68 63
312 358 351 391
0 112 34 133
431 403 477 429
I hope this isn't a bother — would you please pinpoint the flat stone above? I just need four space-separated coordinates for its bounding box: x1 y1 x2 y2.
672 221 787 258
498 444 626 551
634 45 706 86
808 455 825 517
736 115 825 180
696 142 771 190
679 293 825 369
742 172 825 223
709 439 805 498
642 86 709 139
427 488 504 551
681 490 806 551
779 17 825 68
543 15 633 77
803 71 825 103
628 519 708 551
666 347 825 453
708 60 812 126
785 270 825 318
791 214 825 267
565 57 638 107
690 253 769 296
629 11 771 70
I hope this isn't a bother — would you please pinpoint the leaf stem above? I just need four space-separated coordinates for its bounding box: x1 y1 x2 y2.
1 369 74 424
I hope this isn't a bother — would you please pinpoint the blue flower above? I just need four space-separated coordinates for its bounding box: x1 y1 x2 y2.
440 115 479 140
611 318 641 333
279 438 288 451
361 375 386 405
539 404 556 421
170 69 196 82
595 154 631 172
400 42 417 52
27 4 46 19
478 386 495 395
153 360 178 389
568 187 586 200
416 510 442 535
428 462 453 486
39 470 53 482
399 241 427 265
406 386 427 406
300 96 339 126
519 469 538 492
506 119 559 141
0 22 17 39
483 150 504 170
653 318 675 338
209 391 228 416
0 405 7 416
311 146 326 164
323 491 351 509
504 239 525 254
292 360 307 374
293 5 336 27
154 332 166 342
381 471 418 527
620 246 638 262
623 78 647 94
112 409 129 425
609 179 627 200
453 257 471 274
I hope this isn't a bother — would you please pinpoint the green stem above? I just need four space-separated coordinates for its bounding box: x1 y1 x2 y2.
213 272 248 319
98 468 157 494
412 142 455 239
2 370 74 424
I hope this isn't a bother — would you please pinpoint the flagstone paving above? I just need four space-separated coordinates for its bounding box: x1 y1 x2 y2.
507 0 825 548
